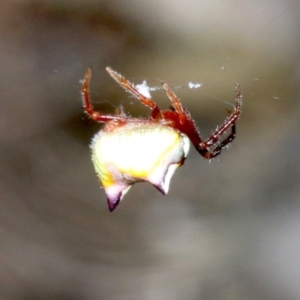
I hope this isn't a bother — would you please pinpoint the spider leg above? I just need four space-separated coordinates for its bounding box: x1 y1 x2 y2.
162 83 187 120
81 68 124 122
197 82 242 159
106 67 161 119
196 124 236 158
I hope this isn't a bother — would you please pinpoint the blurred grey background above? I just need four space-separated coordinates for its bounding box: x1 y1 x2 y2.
1 0 300 299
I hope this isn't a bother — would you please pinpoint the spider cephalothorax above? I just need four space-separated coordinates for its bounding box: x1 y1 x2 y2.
81 67 242 211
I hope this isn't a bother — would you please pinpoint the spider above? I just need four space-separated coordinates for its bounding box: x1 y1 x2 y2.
81 67 242 212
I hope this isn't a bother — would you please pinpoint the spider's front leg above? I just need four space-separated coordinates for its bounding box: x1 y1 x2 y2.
162 81 242 159
106 67 161 119
197 82 242 159
197 124 236 158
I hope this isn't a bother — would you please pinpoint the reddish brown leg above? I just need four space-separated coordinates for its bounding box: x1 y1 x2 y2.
162 83 188 122
106 67 161 119
197 82 242 159
81 68 124 122
197 124 236 159
163 81 242 159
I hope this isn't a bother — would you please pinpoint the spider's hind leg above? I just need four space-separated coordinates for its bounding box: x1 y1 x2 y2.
82 68 124 123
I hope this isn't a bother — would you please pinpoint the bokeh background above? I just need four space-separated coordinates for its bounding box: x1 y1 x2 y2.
1 1 300 299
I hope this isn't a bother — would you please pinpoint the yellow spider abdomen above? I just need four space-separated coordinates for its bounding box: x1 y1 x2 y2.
91 122 190 211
